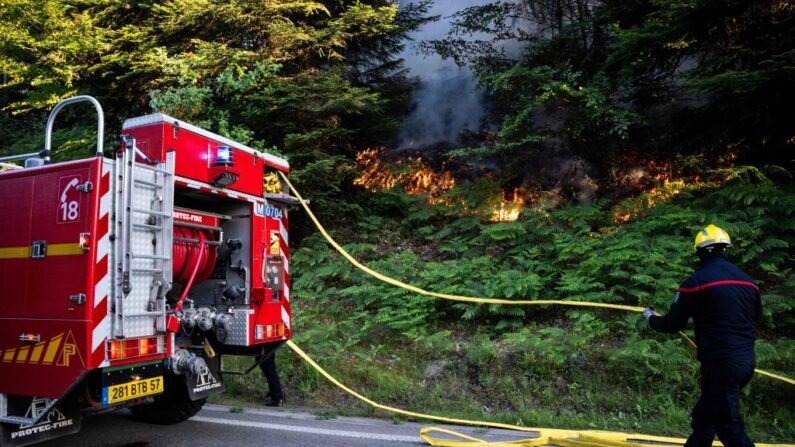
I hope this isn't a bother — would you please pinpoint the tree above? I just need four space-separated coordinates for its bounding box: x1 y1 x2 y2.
0 0 432 239
425 0 794 197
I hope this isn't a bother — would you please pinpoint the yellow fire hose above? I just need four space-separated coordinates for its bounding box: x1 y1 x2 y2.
277 171 795 446
288 340 794 447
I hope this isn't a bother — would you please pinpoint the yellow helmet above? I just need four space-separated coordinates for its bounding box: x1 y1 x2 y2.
694 224 732 250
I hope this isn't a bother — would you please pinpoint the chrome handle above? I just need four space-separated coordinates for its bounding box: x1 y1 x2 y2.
18 334 41 343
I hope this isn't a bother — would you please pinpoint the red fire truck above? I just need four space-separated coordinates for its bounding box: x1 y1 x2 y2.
0 96 296 446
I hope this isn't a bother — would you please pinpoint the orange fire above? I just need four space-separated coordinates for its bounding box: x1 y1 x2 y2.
354 148 401 190
490 188 525 222
404 163 456 205
354 148 456 205
354 148 526 221
613 179 685 223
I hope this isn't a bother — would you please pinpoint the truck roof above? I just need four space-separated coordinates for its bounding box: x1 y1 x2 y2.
122 113 290 171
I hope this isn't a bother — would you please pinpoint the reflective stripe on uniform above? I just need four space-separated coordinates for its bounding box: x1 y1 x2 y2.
678 280 759 293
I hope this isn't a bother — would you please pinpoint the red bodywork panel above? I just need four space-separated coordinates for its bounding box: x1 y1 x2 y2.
0 158 104 398
122 114 289 197
252 206 293 344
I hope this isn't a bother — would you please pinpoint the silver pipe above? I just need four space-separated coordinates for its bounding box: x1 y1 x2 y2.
44 95 105 162
0 152 42 163
173 221 223 232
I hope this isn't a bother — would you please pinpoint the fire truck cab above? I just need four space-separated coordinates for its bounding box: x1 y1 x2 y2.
0 96 295 446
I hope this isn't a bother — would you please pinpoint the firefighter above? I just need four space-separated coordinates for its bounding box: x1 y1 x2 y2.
257 353 284 406
643 224 761 447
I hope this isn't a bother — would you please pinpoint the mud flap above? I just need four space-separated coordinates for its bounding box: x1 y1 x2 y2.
184 353 224 401
0 396 81 447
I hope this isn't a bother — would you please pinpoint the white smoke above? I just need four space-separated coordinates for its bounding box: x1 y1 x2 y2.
398 0 489 149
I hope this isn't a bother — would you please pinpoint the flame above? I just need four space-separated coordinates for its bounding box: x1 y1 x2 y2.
611 155 690 224
404 161 456 205
354 148 402 190
354 147 456 205
490 188 525 222
613 179 685 224
354 148 526 221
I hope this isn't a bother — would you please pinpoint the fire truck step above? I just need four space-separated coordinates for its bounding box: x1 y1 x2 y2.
132 223 163 231
0 415 35 426
132 207 172 217
130 267 164 273
131 253 171 260
133 178 164 188
132 163 171 175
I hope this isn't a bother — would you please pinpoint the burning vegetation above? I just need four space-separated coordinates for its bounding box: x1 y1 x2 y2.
613 179 685 223
354 148 524 221
490 188 525 222
354 148 456 205
612 156 704 224
355 150 710 225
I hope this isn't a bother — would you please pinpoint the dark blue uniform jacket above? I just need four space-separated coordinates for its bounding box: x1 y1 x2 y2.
649 255 761 362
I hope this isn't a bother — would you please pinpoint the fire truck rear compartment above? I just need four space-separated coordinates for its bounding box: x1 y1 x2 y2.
169 193 257 345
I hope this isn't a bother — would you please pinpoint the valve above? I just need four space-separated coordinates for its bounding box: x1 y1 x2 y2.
179 307 233 341
171 348 207 376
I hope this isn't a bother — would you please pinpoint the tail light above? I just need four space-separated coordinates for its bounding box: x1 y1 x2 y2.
139 337 158 356
255 323 286 341
109 340 124 360
108 336 163 361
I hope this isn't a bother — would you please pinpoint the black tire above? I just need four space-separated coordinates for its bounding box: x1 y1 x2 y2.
130 382 206 425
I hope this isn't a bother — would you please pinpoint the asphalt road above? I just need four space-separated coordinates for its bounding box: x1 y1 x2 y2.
40 404 536 447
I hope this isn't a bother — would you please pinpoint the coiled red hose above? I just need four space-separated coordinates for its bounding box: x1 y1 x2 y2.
172 227 216 313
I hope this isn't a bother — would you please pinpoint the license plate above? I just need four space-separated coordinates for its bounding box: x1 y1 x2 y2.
102 376 164 405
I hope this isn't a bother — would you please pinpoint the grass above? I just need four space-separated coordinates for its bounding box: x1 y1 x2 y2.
214 181 795 443
214 326 794 442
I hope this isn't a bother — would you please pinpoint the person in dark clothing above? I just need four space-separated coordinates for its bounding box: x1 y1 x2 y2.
644 224 761 447
258 352 284 407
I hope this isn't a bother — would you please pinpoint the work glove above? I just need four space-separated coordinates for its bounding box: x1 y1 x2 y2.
642 306 654 320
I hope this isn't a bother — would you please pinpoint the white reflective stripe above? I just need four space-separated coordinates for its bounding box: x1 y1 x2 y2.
96 232 110 262
94 274 110 307
102 159 112 176
281 306 290 330
99 190 112 219
175 175 265 204
92 319 110 352
281 255 289 275
283 284 290 302
279 220 288 249
92 269 111 352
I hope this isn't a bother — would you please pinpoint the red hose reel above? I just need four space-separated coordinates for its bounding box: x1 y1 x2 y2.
172 226 217 313
173 226 217 283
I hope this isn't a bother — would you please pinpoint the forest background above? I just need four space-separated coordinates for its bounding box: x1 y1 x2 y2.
1 0 793 441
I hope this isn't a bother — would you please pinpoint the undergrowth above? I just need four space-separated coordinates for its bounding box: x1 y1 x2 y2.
221 175 795 442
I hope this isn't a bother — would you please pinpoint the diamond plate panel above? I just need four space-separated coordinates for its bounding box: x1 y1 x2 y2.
225 309 253 346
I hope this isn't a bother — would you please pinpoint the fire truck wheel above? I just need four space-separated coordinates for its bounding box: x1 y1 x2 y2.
129 387 206 425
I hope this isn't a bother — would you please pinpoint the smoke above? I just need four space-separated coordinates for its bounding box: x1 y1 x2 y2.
396 1 598 203
397 0 489 149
